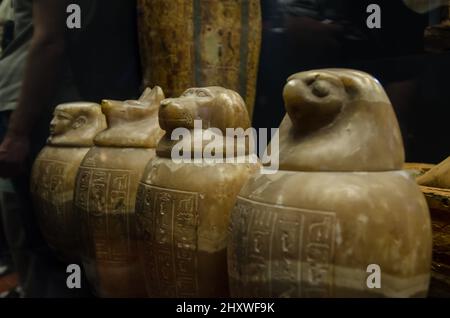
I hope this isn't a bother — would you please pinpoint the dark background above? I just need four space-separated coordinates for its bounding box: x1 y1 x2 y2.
253 0 450 164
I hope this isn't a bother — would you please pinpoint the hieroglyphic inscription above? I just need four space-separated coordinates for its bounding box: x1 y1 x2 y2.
76 167 132 262
32 159 69 240
136 183 199 297
229 197 336 298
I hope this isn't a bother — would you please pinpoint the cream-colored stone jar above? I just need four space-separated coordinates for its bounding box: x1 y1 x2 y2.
31 102 106 261
75 87 164 298
228 69 432 298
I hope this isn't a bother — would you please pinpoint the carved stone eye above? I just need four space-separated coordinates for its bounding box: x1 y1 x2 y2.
312 81 330 98
197 91 209 97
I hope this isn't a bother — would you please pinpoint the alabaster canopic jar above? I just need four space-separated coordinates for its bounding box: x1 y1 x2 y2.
136 87 260 297
228 69 432 298
31 102 106 261
75 87 165 298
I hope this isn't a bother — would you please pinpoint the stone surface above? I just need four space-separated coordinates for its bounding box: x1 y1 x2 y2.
46 102 107 147
404 162 436 179
228 69 432 298
136 87 260 297
418 156 450 189
95 87 165 148
277 69 405 172
31 103 106 261
157 86 251 159
403 162 450 297
420 186 450 297
230 170 431 298
75 88 164 298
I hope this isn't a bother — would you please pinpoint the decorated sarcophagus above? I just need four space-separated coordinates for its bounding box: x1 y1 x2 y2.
137 0 262 119
135 86 260 297
228 69 432 298
75 87 165 298
31 103 106 261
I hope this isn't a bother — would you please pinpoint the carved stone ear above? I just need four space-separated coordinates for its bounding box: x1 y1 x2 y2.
139 87 153 101
140 86 165 108
72 115 88 129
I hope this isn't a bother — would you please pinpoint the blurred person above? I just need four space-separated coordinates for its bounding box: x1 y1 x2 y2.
0 0 141 297
0 0 14 54
253 0 444 159
0 0 25 298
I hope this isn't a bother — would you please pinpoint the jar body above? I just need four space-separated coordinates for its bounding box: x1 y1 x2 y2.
31 146 89 261
75 147 156 298
136 157 260 297
228 170 432 298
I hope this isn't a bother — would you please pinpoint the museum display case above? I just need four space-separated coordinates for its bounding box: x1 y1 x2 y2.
1 0 449 301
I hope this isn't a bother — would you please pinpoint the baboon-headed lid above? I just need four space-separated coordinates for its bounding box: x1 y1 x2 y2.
156 86 252 159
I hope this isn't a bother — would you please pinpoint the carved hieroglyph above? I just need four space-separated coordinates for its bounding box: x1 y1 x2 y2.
136 87 260 297
137 0 261 119
75 87 164 298
229 197 336 298
31 102 106 261
228 69 432 298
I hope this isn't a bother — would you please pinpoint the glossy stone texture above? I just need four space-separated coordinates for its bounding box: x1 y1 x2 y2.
75 87 164 298
418 156 450 189
31 102 106 261
136 87 260 297
228 69 432 298
137 0 261 119
417 158 450 296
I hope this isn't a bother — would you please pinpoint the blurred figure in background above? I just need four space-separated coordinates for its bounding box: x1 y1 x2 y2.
0 0 24 298
0 0 14 54
0 0 141 297
254 0 449 163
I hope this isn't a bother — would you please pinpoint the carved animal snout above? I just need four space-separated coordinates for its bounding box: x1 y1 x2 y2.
159 98 196 131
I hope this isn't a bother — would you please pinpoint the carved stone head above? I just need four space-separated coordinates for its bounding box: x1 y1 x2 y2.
94 87 165 148
159 87 250 133
157 87 251 158
48 102 106 147
276 69 405 171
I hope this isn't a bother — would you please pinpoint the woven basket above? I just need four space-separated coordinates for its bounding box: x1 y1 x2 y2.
405 163 450 297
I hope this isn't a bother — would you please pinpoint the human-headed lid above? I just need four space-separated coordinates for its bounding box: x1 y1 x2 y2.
274 69 405 172
47 102 106 147
94 87 165 148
